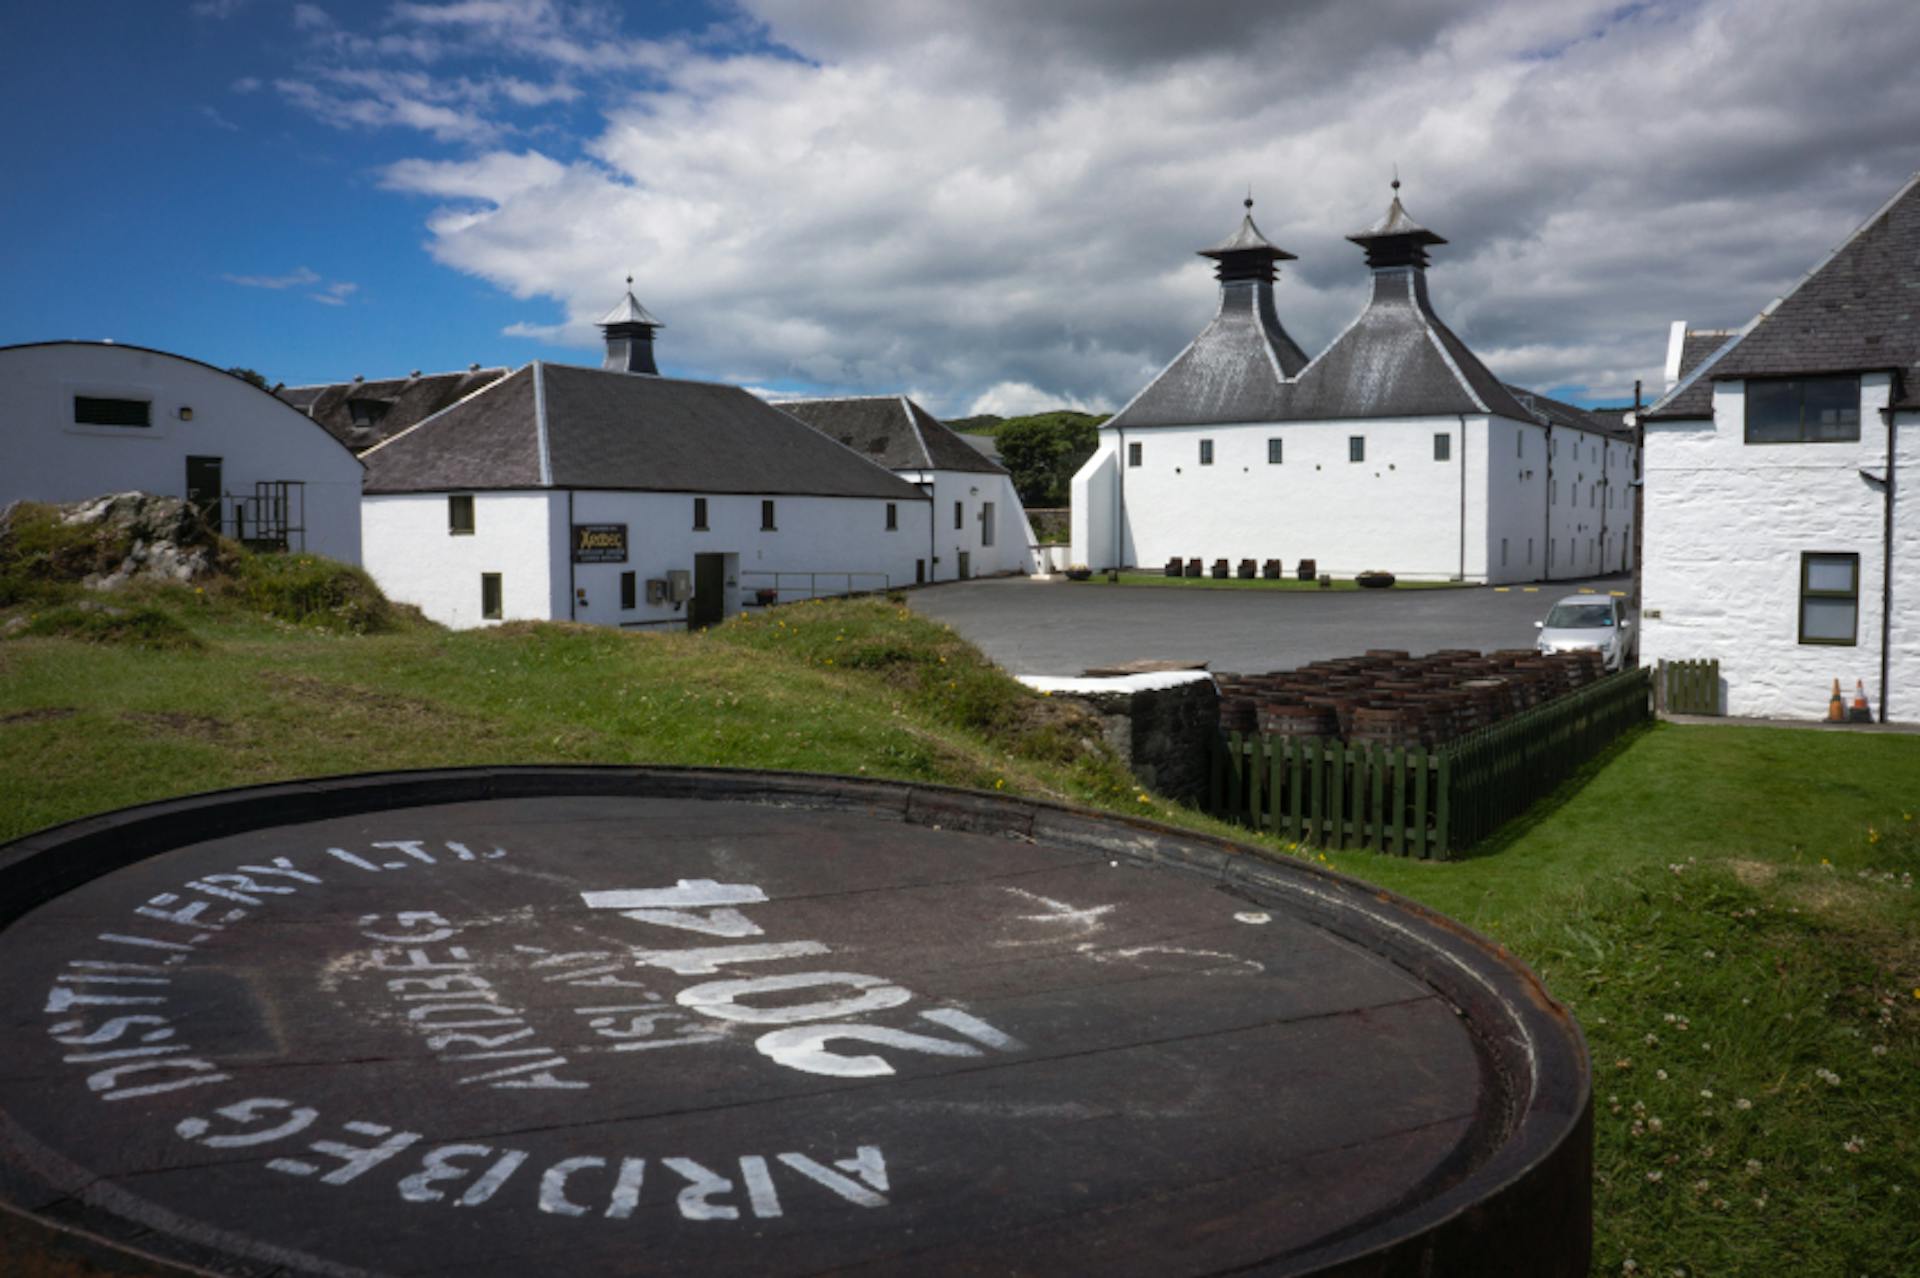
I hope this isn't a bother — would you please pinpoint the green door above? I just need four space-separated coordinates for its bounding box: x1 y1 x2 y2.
185 456 222 532
689 553 727 629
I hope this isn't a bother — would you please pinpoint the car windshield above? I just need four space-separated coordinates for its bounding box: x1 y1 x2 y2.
1545 603 1614 629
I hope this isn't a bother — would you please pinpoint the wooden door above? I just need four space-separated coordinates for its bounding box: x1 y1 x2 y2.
689 553 726 629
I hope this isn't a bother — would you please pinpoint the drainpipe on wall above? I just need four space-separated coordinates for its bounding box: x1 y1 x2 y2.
1457 413 1467 582
1879 389 1898 722
567 490 577 621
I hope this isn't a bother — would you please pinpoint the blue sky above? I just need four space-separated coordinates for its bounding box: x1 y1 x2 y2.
5 1 1919 414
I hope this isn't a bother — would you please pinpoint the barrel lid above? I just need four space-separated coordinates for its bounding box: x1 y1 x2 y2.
0 767 1590 1276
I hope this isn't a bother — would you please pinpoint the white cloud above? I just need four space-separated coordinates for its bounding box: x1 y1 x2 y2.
292 4 332 31
255 0 1920 413
231 76 262 93
223 266 321 289
191 0 249 18
967 382 1104 418
199 105 241 132
311 282 360 306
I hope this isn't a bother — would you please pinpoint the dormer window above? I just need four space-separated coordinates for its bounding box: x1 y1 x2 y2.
346 398 390 430
1745 376 1859 443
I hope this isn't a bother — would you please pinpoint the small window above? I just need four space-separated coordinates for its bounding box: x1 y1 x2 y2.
1199 439 1214 465
480 573 502 620
1747 376 1860 443
1268 438 1283 465
620 571 636 610
981 501 995 547
1518 431 1525 458
1349 436 1365 463
1799 552 1858 645
448 494 475 535
1527 538 1534 564
1128 441 1142 467
74 395 151 428
1501 538 1509 566
954 501 964 530
1433 433 1450 461
761 500 776 531
885 502 898 530
693 497 708 531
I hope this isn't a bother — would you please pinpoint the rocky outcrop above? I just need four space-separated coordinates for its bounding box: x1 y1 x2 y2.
1 492 227 592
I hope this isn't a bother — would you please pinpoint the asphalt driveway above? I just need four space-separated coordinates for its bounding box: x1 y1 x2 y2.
908 575 1637 676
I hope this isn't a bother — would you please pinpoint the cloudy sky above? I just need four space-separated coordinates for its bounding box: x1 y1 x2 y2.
5 1 1919 415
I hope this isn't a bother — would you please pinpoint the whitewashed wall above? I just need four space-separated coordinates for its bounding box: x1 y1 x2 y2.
1482 417 1548 585
1889 411 1920 722
362 491 561 629
1070 444 1121 570
567 490 931 628
0 343 363 564
363 489 932 631
896 469 1036 580
1642 375 1894 719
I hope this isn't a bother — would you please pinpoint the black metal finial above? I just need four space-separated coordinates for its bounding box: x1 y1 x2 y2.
1245 183 1254 212
625 273 634 289
1391 164 1400 194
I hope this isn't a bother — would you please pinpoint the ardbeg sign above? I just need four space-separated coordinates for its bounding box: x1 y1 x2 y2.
571 524 628 564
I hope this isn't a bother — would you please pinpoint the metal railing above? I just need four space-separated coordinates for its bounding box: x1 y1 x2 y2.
739 571 892 604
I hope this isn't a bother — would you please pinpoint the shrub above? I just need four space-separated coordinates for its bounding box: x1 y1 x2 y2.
227 553 401 634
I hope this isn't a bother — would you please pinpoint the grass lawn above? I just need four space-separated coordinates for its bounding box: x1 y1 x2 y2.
1 570 1915 1276
1083 571 1466 591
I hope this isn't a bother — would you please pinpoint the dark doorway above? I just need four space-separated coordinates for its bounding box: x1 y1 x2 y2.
689 553 727 629
957 551 971 580
185 456 222 533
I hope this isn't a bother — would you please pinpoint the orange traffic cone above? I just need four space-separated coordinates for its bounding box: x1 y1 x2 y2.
1828 679 1845 722
1851 680 1872 723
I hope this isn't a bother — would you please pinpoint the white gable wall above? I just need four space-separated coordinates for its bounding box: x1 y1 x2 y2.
0 343 363 564
362 491 561 629
1641 375 1894 719
897 469 1035 580
1890 411 1920 722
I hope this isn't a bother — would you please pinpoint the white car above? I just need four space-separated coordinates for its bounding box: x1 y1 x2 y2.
1535 594 1636 671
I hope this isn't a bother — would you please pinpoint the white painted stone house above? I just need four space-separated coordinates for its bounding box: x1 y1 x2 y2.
1071 190 1635 583
358 291 932 630
1640 171 1920 721
0 341 363 563
777 396 1039 580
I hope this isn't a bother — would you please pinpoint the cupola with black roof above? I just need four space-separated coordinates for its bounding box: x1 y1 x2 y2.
1288 178 1531 421
1105 197 1309 429
1346 177 1449 270
598 277 664 375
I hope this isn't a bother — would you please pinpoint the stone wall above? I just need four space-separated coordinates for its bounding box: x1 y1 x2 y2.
1022 672 1218 803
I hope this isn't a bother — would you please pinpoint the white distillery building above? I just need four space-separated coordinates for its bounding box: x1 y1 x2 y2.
0 341 364 563
1071 190 1635 584
1640 171 1920 722
359 289 932 631
778 395 1039 580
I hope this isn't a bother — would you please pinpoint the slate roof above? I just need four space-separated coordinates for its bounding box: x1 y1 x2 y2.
279 367 511 454
1107 280 1309 428
1679 331 1734 382
1110 194 1535 429
1649 171 1920 419
1501 385 1628 439
777 396 1007 475
361 363 928 501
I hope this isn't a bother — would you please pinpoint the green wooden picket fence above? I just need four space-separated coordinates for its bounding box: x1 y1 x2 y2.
1206 666 1652 858
1658 658 1721 715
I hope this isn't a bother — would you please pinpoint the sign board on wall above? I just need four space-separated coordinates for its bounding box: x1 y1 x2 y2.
571 524 627 564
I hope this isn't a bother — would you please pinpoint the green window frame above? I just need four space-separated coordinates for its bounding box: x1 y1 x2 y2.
885 502 897 530
1798 552 1858 646
761 500 777 531
1746 376 1860 444
693 497 708 531
1349 435 1365 463
448 494 475 535
1199 439 1214 465
1433 433 1450 461
480 572 503 621
1267 438 1283 464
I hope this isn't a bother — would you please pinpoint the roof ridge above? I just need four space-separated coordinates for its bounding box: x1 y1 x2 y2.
358 363 529 460
281 365 510 391
897 395 935 469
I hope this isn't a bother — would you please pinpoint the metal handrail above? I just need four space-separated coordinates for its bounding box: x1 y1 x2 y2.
738 570 891 603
